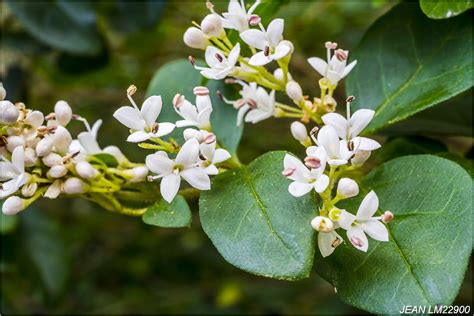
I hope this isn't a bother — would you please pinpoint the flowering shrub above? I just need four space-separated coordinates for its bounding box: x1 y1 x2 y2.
1 0 472 314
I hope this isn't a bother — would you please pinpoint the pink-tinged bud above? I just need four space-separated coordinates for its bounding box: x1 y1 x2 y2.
346 95 355 103
193 86 209 96
2 196 25 215
382 211 394 224
48 165 68 178
201 14 223 37
335 49 348 61
311 216 334 232
248 14 261 26
54 100 72 126
24 147 37 167
63 177 89 194
75 161 98 180
203 133 216 144
247 98 258 109
183 27 208 50
282 168 295 177
286 81 304 102
350 236 364 248
337 178 359 199
36 137 54 157
22 182 37 198
304 156 321 169
310 126 319 136
0 83 5 100
42 153 63 167
127 166 149 183
0 101 19 125
6 135 25 152
173 94 185 108
325 41 337 49
290 121 308 142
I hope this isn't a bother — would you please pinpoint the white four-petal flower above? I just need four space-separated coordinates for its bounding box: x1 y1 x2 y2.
195 44 240 80
174 88 213 130
1 146 29 198
199 141 231 175
221 0 261 33
307 46 357 86
316 125 352 167
236 82 275 125
283 153 329 197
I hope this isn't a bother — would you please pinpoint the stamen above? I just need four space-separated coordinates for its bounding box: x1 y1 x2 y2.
248 14 261 26
325 41 337 49
331 237 342 248
247 98 258 109
173 94 185 108
204 133 216 144
264 45 270 57
234 99 246 109
335 49 347 61
304 156 321 169
381 211 394 224
350 236 364 248
206 0 214 10
199 154 206 161
193 86 209 96
348 140 354 152
310 126 319 136
0 135 7 147
224 78 236 84
346 95 355 103
282 168 296 177
216 90 224 101
45 113 56 121
151 123 159 134
215 53 224 63
188 55 196 67
127 85 137 96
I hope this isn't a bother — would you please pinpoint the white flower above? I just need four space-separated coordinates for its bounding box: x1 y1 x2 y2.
322 100 380 153
114 93 175 143
194 44 240 80
0 146 29 198
234 82 275 125
307 43 357 86
318 230 343 258
311 216 334 233
146 138 210 203
316 125 352 167
240 19 292 66
199 141 231 175
337 191 389 252
220 0 261 33
174 87 213 129
0 101 19 125
183 128 214 143
282 153 329 197
71 119 103 156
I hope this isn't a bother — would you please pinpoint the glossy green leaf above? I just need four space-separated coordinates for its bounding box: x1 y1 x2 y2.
316 155 472 314
146 59 243 154
142 195 192 228
420 0 473 19
346 3 473 134
92 153 119 168
200 151 317 280
7 1 102 55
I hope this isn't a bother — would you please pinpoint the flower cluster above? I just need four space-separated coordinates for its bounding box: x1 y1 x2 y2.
113 85 232 203
283 97 393 257
183 0 357 126
0 83 149 216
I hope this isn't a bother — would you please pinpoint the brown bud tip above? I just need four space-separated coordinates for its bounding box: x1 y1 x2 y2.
310 126 319 136
346 95 355 103
188 55 196 66
173 94 185 108
325 41 337 49
304 156 321 169
335 49 348 62
282 168 295 177
204 133 216 144
382 211 394 224
215 53 224 63
248 14 261 26
193 86 209 96
127 85 137 96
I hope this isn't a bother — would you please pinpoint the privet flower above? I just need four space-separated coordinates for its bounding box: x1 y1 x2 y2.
194 44 240 80
315 125 352 167
283 153 329 197
1 147 29 198
174 87 213 130
199 140 231 175
220 0 261 33
228 82 275 126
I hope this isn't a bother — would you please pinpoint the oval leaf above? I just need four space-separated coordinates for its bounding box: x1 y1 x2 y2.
420 0 473 19
92 153 119 167
142 195 192 228
346 3 473 134
200 151 317 280
315 155 472 314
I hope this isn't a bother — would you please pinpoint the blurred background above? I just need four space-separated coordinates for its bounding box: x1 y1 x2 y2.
1 1 472 314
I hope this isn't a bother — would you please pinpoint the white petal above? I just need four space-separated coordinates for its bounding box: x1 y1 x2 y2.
141 96 162 126
288 181 313 197
347 227 369 252
113 106 144 130
307 57 328 77
0 162 16 180
326 70 341 85
11 146 24 173
160 174 180 203
240 29 267 50
222 13 248 32
337 209 357 230
91 120 102 139
327 159 348 167
213 148 231 164
205 46 225 68
357 190 379 220
236 105 250 126
227 0 245 16
349 109 374 137
271 43 291 60
227 43 241 65
176 101 199 122
283 154 308 182
267 18 284 47
352 137 381 151
200 68 223 80
176 138 200 166
127 131 151 143
197 107 212 127
78 132 101 154
318 126 340 158
180 167 211 190
318 231 342 258
248 51 272 66
245 108 272 123
205 164 219 175
44 180 61 199
314 174 329 193
145 152 173 175
322 113 348 139
342 60 357 78
200 142 216 160
0 179 18 198
154 122 175 138
176 120 198 128
361 219 389 242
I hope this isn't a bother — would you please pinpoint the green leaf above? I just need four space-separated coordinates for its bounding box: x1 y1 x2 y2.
436 152 473 177
21 211 69 298
420 0 473 19
346 2 473 134
316 155 472 314
146 59 243 154
142 195 192 228
200 151 317 280
92 153 119 167
256 0 289 23
0 209 19 234
108 0 166 33
7 0 102 55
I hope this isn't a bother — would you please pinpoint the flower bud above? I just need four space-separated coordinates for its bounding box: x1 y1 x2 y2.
183 27 208 50
42 153 63 167
183 128 200 141
286 81 304 102
201 14 223 37
127 166 149 183
53 126 72 154
75 161 98 179
0 101 19 125
63 177 89 194
0 83 6 100
337 178 359 199
103 146 127 166
2 196 25 215
36 137 54 157
45 180 62 199
48 165 68 178
54 100 72 126
381 211 394 224
24 110 44 129
290 121 308 143
273 68 293 82
6 135 25 152
311 216 334 233
24 147 37 167
22 182 37 197
351 150 371 166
